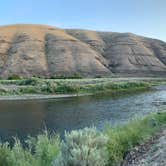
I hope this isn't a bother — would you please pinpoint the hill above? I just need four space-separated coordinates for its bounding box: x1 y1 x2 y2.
0 24 165 78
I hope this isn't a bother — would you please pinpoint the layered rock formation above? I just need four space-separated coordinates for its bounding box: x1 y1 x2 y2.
0 24 165 78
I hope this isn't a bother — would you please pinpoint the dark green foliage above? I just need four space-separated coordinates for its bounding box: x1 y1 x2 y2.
17 78 38 86
19 86 39 94
8 75 21 80
0 143 12 166
55 83 80 93
49 73 83 79
95 75 103 78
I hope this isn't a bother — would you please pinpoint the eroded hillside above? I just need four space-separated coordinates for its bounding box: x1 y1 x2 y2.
0 24 165 78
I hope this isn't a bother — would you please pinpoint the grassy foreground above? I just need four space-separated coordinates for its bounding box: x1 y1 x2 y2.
0 111 166 166
0 77 165 96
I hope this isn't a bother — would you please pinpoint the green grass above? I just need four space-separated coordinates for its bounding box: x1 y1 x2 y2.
105 111 166 165
0 111 166 166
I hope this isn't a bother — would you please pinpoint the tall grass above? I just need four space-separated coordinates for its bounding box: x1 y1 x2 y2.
0 131 59 166
105 111 166 165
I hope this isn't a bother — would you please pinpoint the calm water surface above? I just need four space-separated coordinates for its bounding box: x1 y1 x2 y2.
0 86 166 142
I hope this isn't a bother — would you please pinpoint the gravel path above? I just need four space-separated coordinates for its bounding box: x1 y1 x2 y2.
122 129 166 166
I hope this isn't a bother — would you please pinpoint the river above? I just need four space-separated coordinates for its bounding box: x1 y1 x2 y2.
0 86 165 142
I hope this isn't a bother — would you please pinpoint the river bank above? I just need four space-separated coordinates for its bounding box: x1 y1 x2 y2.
0 111 165 166
0 93 91 100
122 128 166 166
0 77 165 99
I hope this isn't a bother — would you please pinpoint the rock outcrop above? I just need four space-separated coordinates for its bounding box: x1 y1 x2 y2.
0 24 165 78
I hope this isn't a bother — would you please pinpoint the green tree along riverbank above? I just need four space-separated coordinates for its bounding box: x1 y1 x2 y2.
0 111 166 166
0 77 166 96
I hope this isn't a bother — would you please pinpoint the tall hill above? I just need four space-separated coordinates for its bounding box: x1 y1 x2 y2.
0 24 165 78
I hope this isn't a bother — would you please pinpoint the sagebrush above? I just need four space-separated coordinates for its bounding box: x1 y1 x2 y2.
52 127 109 166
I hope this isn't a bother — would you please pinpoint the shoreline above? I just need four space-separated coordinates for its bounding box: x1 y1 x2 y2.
0 93 92 101
0 77 165 101
0 85 163 101
0 87 151 101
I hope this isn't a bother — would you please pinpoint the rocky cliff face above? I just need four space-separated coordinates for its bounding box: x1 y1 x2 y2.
0 24 165 78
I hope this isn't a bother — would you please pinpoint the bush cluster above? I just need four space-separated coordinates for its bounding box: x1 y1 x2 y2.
50 73 83 79
52 127 109 166
17 78 39 86
8 75 21 80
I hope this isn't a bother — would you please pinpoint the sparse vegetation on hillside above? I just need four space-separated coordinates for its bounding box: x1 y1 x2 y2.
0 24 166 78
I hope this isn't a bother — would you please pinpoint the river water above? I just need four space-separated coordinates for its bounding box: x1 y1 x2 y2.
0 86 165 142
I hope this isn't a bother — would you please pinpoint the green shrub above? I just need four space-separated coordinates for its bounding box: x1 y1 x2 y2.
0 132 60 166
19 86 39 94
7 138 34 166
17 78 38 86
50 73 83 79
52 127 109 166
0 88 8 95
55 83 80 93
95 75 103 78
8 75 21 80
0 143 12 166
26 131 60 166
40 82 57 93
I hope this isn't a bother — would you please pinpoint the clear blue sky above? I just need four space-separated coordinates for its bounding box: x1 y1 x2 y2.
1 0 166 41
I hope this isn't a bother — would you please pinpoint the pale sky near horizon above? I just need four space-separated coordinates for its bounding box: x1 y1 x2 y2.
1 0 166 41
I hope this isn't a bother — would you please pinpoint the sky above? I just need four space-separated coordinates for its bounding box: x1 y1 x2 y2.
1 0 166 41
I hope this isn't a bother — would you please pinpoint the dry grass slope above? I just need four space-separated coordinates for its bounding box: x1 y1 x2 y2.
0 24 165 78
